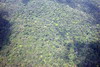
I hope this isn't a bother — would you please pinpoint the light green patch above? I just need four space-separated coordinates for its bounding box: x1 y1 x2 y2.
54 23 59 26
72 21 80 24
66 33 69 35
18 45 23 48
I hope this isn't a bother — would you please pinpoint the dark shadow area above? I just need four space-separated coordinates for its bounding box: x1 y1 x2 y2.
22 0 30 5
63 41 100 67
0 10 11 50
0 0 6 2
74 41 100 67
55 0 100 24
81 2 100 24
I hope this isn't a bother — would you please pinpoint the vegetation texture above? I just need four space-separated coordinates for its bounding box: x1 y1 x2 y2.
0 0 100 67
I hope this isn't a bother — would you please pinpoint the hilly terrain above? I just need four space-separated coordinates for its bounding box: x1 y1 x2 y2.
0 0 100 67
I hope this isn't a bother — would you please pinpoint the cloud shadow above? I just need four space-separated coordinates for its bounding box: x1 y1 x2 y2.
0 10 11 50
76 41 100 67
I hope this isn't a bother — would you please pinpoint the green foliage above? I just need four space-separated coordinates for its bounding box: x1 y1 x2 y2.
0 0 100 67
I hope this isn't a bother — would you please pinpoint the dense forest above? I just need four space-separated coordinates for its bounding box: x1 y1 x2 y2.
0 0 100 67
